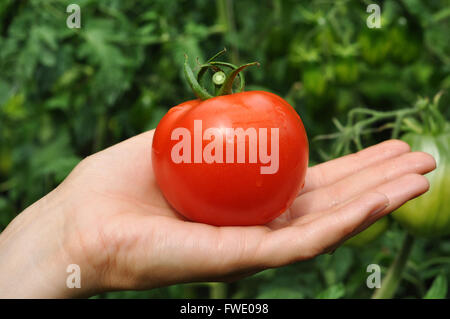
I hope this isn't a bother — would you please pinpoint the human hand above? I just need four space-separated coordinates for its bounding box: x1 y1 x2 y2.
0 130 435 298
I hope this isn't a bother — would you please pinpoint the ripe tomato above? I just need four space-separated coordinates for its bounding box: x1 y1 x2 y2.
152 90 309 226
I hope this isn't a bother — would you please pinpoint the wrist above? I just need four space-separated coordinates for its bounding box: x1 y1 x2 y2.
0 189 101 298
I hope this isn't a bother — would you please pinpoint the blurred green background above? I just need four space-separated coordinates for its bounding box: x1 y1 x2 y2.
1 0 449 298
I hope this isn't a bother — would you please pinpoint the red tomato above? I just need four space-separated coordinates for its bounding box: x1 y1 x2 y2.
152 90 309 226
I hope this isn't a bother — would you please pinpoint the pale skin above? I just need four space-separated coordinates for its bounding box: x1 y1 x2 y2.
0 130 436 298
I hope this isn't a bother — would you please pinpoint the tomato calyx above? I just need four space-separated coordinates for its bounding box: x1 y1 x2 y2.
402 92 448 136
184 48 260 100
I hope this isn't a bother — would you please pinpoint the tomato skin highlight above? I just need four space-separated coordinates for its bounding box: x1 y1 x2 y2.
152 90 309 226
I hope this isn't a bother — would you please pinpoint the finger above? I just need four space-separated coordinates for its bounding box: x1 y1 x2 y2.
290 151 435 218
327 173 430 252
290 170 431 228
83 129 156 181
293 173 430 255
301 139 411 194
351 173 430 226
89 129 155 166
257 192 389 268
79 130 174 210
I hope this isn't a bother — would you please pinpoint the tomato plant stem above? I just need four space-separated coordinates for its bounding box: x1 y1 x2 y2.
320 95 444 161
372 233 415 299
217 0 239 64
209 282 227 299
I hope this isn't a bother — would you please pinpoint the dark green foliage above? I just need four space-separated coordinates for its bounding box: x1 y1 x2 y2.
0 0 449 298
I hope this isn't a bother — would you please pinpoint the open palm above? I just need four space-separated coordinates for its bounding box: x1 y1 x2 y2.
59 129 435 292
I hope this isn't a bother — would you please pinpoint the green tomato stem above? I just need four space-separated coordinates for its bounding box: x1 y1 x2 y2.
218 62 259 96
372 233 415 299
207 47 227 62
184 55 214 100
184 50 259 100
212 71 226 85
209 61 245 92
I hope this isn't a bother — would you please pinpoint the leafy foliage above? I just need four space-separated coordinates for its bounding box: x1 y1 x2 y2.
0 0 449 299
424 274 447 299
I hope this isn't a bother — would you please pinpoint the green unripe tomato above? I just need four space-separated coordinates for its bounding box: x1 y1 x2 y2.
344 217 389 247
393 133 450 237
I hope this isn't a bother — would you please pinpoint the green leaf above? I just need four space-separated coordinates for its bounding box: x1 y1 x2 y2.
316 283 346 299
44 93 70 111
0 197 14 228
0 79 12 105
423 274 447 299
257 287 304 299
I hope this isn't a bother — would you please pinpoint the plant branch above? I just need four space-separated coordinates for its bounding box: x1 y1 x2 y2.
372 233 415 299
